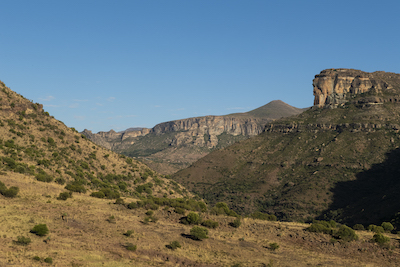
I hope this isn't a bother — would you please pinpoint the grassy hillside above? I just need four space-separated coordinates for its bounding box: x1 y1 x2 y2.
0 80 193 204
172 82 400 227
1 172 400 266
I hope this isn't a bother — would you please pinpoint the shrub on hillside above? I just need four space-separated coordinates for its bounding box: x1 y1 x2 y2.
30 224 49 236
44 257 53 264
368 224 384 233
166 240 181 250
190 226 209 240
381 222 394 232
372 233 390 245
250 211 277 221
353 224 365 230
333 225 358 242
174 207 186 215
65 182 86 193
230 218 242 228
35 173 53 183
201 219 219 229
124 243 137 251
90 191 106 198
210 202 238 217
55 177 66 185
57 191 72 201
14 236 31 246
187 212 201 224
123 230 134 237
1 186 19 198
306 221 334 235
269 242 279 251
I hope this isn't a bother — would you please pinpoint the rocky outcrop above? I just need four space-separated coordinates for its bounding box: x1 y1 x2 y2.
313 69 400 107
153 116 264 147
82 128 151 149
83 100 305 150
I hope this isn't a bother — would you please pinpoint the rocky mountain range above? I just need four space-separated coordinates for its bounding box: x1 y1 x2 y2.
83 100 306 174
172 68 400 227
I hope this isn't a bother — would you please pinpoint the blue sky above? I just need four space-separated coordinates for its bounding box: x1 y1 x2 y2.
1 1 399 133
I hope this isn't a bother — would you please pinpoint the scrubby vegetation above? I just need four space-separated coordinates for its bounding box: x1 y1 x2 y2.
30 224 49 236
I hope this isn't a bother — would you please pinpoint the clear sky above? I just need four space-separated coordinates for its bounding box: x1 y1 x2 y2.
1 1 399 133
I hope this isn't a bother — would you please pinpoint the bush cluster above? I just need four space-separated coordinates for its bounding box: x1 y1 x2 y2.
307 220 358 242
14 236 31 246
0 181 19 198
57 191 72 201
250 212 277 221
166 241 181 250
30 224 49 236
201 219 219 229
90 188 120 199
229 218 242 228
190 226 209 240
210 202 238 217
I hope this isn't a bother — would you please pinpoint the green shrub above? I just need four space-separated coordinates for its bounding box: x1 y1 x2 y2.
65 182 86 193
187 212 201 224
230 218 241 228
145 210 154 216
30 224 49 236
190 226 209 240
368 224 384 233
353 224 365 230
372 233 390 245
35 173 53 183
55 177 66 185
306 221 333 234
124 243 137 251
210 202 238 217
33 256 41 261
90 191 105 198
57 191 72 201
250 212 277 221
1 186 19 198
174 207 185 214
381 222 394 232
333 225 358 242
269 242 279 251
166 240 181 250
107 215 116 224
201 219 219 229
14 236 31 245
44 257 53 264
123 230 134 237
115 198 125 205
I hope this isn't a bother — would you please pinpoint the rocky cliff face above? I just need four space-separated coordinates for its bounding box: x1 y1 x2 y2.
82 101 305 174
313 69 400 107
153 116 264 148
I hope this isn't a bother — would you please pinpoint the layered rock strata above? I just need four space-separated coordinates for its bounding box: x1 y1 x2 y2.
313 69 399 107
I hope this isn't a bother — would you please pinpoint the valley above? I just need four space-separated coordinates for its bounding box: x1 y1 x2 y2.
1 68 400 266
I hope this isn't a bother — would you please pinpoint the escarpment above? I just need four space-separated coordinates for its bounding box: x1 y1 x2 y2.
313 69 400 107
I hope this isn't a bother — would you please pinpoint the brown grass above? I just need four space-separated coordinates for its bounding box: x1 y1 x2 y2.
1 172 400 267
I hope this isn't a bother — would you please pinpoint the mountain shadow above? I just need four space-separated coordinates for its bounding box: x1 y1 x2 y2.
319 147 400 227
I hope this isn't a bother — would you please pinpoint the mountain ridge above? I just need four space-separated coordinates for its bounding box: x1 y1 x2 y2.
171 68 400 227
83 100 306 174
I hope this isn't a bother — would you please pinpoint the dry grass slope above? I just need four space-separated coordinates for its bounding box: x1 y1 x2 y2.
1 173 400 266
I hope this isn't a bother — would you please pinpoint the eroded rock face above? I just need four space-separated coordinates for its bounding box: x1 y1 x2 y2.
153 116 264 148
313 69 396 107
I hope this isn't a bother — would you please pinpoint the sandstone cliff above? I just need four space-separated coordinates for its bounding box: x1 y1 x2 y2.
313 69 400 107
82 100 305 174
